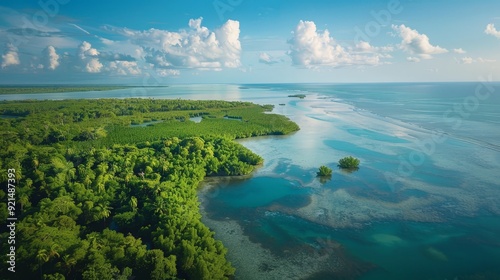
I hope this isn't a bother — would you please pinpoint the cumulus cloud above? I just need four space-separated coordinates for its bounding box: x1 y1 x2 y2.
453 48 466 54
353 41 394 54
77 41 103 73
85 58 103 73
108 61 141 75
78 41 100 59
485 23 500 39
259 52 280 65
1 43 20 68
288 20 388 68
392 24 448 60
116 17 241 70
43 46 60 70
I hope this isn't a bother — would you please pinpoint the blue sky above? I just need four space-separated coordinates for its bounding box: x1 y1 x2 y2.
1 0 499 84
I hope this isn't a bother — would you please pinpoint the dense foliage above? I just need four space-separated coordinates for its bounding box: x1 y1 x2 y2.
317 165 333 176
0 98 299 279
338 156 360 170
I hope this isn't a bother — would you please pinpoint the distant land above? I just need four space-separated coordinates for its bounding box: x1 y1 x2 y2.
0 85 168 95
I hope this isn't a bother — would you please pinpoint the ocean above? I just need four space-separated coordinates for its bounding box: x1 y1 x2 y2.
198 83 500 280
3 83 500 279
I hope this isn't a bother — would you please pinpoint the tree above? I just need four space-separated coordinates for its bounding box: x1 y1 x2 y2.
317 165 332 176
129 196 138 211
37 249 49 277
338 156 360 170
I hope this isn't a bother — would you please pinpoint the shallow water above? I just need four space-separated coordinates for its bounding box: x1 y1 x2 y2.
5 83 500 279
200 83 500 279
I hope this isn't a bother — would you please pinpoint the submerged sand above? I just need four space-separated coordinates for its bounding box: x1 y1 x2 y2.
200 217 341 280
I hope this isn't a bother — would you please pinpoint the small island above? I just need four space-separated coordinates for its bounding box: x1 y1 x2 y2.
288 94 306 99
338 156 360 170
317 165 333 176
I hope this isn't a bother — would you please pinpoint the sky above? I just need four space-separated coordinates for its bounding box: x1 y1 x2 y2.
0 0 499 84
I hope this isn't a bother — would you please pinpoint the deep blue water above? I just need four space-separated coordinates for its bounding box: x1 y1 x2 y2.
3 83 500 279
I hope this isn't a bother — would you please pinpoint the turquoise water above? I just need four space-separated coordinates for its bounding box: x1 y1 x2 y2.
201 83 500 279
4 83 500 279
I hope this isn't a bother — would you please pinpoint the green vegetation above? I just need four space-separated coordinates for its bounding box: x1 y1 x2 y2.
0 86 166 95
0 98 299 279
288 94 306 99
338 156 360 170
317 165 333 176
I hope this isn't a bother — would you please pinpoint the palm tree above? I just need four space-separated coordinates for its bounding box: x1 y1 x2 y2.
59 254 77 274
93 203 112 225
129 196 138 211
51 157 76 181
18 193 30 213
36 249 49 277
48 243 61 260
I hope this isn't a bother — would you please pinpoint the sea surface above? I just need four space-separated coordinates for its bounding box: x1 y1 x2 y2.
3 83 500 279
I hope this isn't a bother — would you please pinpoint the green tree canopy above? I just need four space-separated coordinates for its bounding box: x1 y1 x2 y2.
338 156 360 170
317 165 332 176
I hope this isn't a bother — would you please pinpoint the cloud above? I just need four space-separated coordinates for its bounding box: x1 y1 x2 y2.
288 20 388 68
156 69 180 77
259 52 280 65
43 46 60 70
453 48 466 54
85 58 103 73
392 24 448 60
0 7 79 53
78 41 100 59
114 17 241 70
1 43 20 68
69 23 91 35
78 41 103 73
6 28 64 38
353 41 394 54
459 56 496 64
407 57 421 63
485 23 500 39
108 61 141 75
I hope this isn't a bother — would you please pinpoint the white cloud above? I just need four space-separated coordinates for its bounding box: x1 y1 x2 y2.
108 61 141 75
392 24 448 60
453 48 466 54
485 23 500 39
77 41 103 73
259 52 279 65
44 46 60 70
115 17 241 70
461 57 474 64
85 58 103 73
353 41 394 54
1 43 20 68
288 20 388 68
407 57 421 63
156 69 180 77
459 56 496 64
78 41 100 59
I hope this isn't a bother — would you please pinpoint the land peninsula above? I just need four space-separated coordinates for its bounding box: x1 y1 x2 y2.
0 97 299 279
